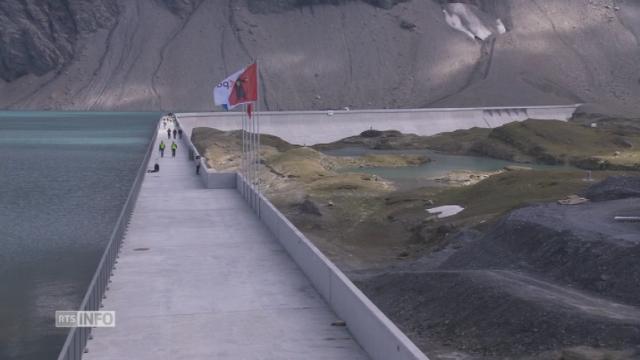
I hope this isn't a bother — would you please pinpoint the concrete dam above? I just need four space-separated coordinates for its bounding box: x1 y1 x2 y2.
59 105 579 360
176 105 580 146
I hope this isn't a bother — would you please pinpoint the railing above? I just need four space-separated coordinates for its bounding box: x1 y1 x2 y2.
57 120 159 360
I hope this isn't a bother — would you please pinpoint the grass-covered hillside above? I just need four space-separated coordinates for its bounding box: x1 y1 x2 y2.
319 119 640 170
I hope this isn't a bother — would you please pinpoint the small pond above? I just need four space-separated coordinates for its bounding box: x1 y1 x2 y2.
322 147 577 189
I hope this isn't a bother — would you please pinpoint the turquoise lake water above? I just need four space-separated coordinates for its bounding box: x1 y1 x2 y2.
0 112 158 360
323 147 576 189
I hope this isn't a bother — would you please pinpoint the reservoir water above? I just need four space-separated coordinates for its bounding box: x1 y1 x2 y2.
0 112 158 360
323 147 576 188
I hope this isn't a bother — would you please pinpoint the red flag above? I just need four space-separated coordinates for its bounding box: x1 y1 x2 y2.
228 63 257 108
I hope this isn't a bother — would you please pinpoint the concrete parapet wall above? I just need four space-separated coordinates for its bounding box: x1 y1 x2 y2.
177 105 579 146
236 174 429 360
176 116 236 189
204 171 236 189
527 106 579 120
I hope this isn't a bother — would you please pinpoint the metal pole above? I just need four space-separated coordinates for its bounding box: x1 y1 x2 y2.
246 104 250 201
254 107 258 210
248 104 251 202
248 103 253 205
256 60 261 217
245 105 253 208
241 105 244 197
256 107 260 215
242 105 247 199
251 103 256 210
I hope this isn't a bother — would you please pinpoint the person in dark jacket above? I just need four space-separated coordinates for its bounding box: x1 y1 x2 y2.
178 129 183 139
195 156 201 175
147 162 160 173
172 129 177 139
167 128 171 139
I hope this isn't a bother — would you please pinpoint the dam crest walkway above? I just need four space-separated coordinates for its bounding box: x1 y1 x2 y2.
84 126 368 359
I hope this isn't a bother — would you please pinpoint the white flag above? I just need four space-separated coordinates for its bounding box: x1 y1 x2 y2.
213 68 244 109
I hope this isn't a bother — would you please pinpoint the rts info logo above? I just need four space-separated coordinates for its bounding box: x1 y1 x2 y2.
55 311 116 328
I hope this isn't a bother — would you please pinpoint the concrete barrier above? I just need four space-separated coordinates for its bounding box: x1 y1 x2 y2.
177 105 579 146
202 170 236 189
236 174 429 360
175 115 236 189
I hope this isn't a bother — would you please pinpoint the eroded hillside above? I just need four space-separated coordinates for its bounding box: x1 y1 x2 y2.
1 0 639 113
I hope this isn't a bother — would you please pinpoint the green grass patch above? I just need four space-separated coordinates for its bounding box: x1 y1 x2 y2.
433 170 615 219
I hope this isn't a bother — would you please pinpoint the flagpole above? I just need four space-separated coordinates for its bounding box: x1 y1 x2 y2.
248 103 252 202
242 104 246 199
248 102 253 206
246 102 249 201
242 104 244 196
215 63 259 203
256 60 261 217
245 105 250 200
250 104 254 208
251 101 257 209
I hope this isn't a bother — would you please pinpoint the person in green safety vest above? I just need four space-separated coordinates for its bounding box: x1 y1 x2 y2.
159 140 166 158
171 141 178 158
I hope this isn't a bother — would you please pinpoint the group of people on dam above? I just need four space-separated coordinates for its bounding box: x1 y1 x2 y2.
149 115 201 176
158 140 178 158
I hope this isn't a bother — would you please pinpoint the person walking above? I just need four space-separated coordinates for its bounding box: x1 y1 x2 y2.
159 140 166 157
167 128 171 139
171 141 178 158
172 129 177 139
178 128 183 139
195 155 201 175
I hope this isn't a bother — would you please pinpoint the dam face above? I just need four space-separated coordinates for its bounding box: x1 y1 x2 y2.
177 105 580 145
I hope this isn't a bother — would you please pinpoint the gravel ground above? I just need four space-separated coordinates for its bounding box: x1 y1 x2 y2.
583 176 640 202
357 177 640 359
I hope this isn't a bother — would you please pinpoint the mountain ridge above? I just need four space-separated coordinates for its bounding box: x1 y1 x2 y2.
1 0 639 114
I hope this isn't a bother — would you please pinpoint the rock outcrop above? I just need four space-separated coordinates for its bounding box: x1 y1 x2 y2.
0 0 118 81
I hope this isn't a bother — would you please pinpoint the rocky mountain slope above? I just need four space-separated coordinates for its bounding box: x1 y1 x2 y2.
1 0 639 113
357 177 640 359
